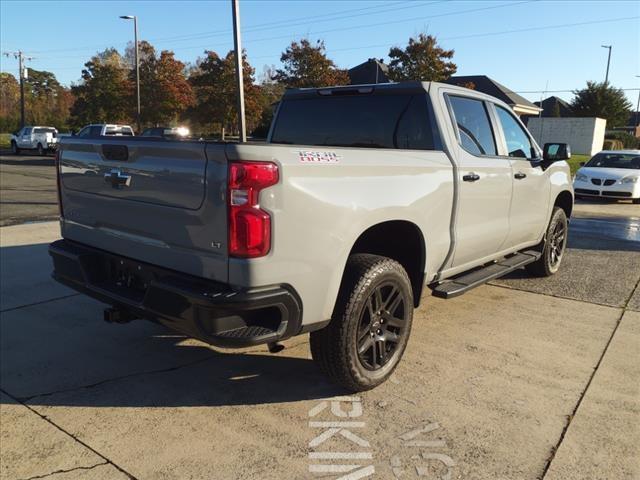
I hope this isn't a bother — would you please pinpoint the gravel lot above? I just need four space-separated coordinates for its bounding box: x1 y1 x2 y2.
1 151 638 480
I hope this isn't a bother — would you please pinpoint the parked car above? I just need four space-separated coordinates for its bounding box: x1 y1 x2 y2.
10 126 58 155
140 126 190 139
49 81 574 391
75 124 135 138
574 150 640 204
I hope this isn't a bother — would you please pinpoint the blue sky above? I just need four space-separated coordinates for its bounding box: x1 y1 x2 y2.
1 0 639 105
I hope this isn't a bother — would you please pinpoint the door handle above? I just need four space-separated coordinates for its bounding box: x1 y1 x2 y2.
514 172 527 180
462 173 480 182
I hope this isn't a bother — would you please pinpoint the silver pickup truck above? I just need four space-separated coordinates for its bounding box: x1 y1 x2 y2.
50 82 573 391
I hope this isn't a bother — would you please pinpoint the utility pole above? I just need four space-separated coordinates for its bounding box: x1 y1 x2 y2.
120 15 141 132
3 51 33 128
601 45 612 84
635 76 640 132
231 0 246 142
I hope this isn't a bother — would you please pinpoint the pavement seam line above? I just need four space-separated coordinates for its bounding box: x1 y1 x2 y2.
540 274 640 479
488 281 628 309
18 339 310 402
0 388 138 480
16 461 109 480
0 293 81 314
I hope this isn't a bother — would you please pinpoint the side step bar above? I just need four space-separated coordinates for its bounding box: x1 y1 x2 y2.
432 250 542 299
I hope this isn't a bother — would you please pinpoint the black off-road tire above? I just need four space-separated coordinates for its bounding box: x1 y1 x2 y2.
633 198 640 205
11 141 20 155
37 143 44 156
526 207 568 277
310 254 414 392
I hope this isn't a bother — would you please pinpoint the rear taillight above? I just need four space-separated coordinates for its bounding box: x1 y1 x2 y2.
228 161 278 258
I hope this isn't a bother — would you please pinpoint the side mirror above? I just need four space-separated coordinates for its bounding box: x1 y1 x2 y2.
580 162 586 167
72 131 77 136
543 143 571 162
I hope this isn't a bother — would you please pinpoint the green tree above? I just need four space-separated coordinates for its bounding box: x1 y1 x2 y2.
274 39 349 88
188 49 262 136
387 34 457 82
24 69 73 129
70 48 132 128
133 41 194 126
571 81 632 128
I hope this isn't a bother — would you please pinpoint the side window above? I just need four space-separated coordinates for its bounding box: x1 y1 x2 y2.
77 127 90 138
448 96 497 156
89 126 103 137
495 106 535 159
23 128 32 136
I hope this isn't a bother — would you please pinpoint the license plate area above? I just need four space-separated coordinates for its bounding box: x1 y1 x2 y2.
90 255 157 303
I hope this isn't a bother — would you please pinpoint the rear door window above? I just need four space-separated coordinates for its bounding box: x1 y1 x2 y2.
271 94 436 150
448 96 497 156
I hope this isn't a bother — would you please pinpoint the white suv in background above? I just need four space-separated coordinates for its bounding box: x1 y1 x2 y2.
10 126 58 155
574 150 640 204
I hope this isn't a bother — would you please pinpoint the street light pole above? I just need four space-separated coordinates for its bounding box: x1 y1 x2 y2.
120 15 141 132
635 76 640 132
231 0 246 142
601 45 612 84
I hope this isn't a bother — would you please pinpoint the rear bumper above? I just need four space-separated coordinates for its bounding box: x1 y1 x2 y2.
49 239 302 348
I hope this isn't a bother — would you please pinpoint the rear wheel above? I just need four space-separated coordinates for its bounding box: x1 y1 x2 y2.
11 141 19 155
37 143 44 156
633 198 640 205
526 207 568 277
310 254 413 392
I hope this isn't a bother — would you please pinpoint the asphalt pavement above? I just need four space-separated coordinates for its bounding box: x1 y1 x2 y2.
0 152 639 480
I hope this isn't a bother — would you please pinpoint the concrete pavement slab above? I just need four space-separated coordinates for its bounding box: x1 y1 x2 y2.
0 392 102 480
0 295 217 399
0 222 71 312
18 286 620 480
544 310 640 480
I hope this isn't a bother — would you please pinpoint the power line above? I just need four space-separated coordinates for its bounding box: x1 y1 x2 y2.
27 0 531 59
26 0 438 54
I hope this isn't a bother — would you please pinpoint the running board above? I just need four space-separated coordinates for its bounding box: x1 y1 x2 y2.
432 250 542 299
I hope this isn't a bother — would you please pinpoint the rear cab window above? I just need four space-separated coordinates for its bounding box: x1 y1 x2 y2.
270 92 439 150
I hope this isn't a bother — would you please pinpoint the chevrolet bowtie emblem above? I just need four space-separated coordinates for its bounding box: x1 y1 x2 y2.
104 169 131 188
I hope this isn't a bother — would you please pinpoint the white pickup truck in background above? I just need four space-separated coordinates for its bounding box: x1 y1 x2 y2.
10 126 58 155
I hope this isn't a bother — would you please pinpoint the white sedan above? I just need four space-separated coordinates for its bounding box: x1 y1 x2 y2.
573 150 640 204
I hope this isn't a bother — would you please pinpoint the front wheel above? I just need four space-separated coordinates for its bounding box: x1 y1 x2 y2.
11 141 20 155
310 254 414 392
37 143 44 156
526 207 568 277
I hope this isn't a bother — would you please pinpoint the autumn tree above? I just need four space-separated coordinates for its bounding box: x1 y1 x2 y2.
387 34 457 82
188 49 262 136
70 48 131 128
24 69 74 129
274 39 349 88
132 41 194 126
571 81 632 128
0 73 20 132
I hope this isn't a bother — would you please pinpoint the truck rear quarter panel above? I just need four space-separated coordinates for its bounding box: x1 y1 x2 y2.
226 143 454 327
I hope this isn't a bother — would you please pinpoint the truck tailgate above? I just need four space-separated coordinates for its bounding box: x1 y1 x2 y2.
58 139 229 283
